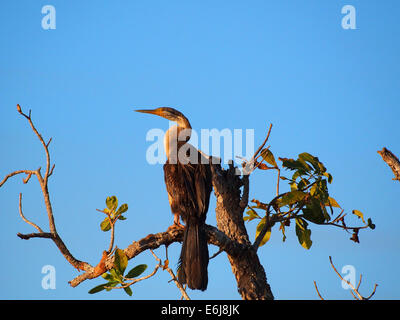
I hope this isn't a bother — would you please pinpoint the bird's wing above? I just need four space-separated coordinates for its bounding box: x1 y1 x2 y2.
163 161 197 218
194 161 212 219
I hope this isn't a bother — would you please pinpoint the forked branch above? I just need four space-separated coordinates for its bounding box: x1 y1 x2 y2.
1 105 90 272
314 256 378 300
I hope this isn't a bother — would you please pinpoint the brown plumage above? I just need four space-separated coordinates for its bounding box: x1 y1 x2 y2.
135 107 212 291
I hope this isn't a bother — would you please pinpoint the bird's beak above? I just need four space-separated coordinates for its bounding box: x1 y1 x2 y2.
134 108 161 116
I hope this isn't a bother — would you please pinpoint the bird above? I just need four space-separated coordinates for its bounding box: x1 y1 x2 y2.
135 107 212 291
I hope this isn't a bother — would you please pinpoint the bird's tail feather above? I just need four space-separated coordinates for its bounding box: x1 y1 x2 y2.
177 221 209 291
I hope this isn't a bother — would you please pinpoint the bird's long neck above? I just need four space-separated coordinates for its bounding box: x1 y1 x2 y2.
165 118 192 163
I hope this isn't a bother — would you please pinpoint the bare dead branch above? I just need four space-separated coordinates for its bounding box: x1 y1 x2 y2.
364 284 378 300
18 193 43 233
0 170 36 188
16 105 52 183
17 232 54 240
328 256 363 300
242 124 273 176
1 105 90 273
378 147 400 181
251 124 273 165
209 248 224 260
151 249 190 300
313 281 324 300
314 256 378 300
48 164 55 177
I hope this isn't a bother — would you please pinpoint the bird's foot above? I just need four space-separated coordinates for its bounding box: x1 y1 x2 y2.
167 221 185 232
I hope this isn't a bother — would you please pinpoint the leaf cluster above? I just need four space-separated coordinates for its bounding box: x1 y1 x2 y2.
99 196 128 232
245 151 375 249
89 248 148 296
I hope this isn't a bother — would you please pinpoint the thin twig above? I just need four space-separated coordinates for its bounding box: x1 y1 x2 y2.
327 256 378 300
313 281 324 300
328 256 363 300
0 170 36 188
16 105 52 183
155 248 190 300
356 274 362 291
18 193 43 233
243 124 273 175
364 284 378 300
210 248 224 260
252 124 273 164
276 168 281 196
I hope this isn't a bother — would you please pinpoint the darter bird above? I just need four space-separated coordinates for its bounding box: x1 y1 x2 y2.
135 107 212 291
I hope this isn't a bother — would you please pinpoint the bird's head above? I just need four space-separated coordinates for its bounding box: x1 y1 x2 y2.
135 107 191 128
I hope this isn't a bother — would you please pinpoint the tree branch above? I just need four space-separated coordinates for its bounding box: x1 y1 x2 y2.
18 193 44 233
3 105 274 299
1 105 90 273
211 161 274 300
69 224 247 288
378 147 400 181
314 256 378 300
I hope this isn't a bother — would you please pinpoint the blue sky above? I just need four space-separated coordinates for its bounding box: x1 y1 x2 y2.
0 0 399 300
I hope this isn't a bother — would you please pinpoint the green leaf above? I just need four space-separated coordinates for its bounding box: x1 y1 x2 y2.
126 264 148 279
325 196 340 208
279 190 307 207
124 286 133 296
279 222 287 242
295 218 312 249
317 162 327 174
100 217 111 232
244 208 260 222
110 268 122 282
117 203 128 215
255 218 272 247
280 158 310 172
298 152 318 167
118 215 127 220
297 158 312 172
101 272 114 281
106 196 118 211
297 178 310 190
289 182 298 191
303 196 325 223
352 210 365 223
88 283 108 294
302 206 325 224
310 184 318 196
367 218 376 230
299 153 327 174
323 172 333 183
260 148 277 167
114 248 128 275
292 170 302 182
